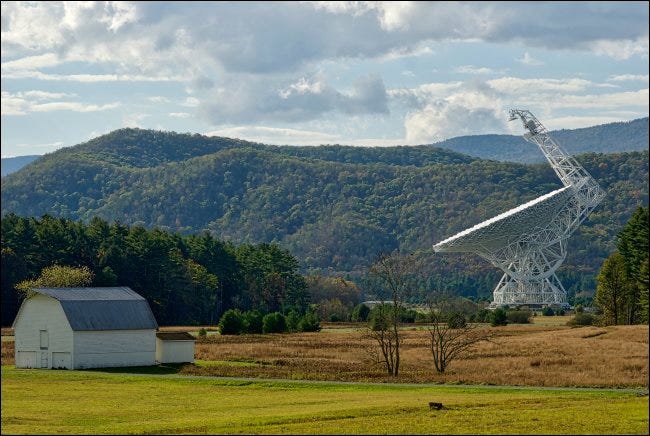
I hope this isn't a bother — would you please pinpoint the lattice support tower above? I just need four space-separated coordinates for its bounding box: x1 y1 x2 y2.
433 109 605 308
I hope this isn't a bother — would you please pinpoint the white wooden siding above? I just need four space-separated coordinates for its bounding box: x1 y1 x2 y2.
156 339 195 363
13 294 73 369
73 330 156 369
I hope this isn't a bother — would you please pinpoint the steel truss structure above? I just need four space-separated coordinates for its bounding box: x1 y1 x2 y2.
433 109 605 308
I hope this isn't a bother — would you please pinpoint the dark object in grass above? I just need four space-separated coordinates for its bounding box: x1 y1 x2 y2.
429 402 444 410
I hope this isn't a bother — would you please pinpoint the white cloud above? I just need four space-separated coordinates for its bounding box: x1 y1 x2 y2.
206 125 339 145
202 73 388 124
30 102 121 113
487 77 596 94
148 96 171 103
608 74 649 82
1 90 117 115
1 71 182 82
454 65 502 75
588 36 649 60
517 52 544 66
169 112 191 118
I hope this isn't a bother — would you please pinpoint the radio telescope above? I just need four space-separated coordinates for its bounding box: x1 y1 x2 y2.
433 109 605 308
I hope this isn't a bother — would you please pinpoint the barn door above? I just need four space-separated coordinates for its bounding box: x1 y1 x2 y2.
40 352 49 368
39 329 49 368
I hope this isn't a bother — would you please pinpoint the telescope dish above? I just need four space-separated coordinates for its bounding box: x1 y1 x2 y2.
432 109 605 308
433 186 572 253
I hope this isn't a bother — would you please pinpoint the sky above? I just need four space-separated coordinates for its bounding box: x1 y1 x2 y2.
1 1 648 158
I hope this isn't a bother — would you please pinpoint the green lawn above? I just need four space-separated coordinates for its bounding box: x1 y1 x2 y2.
1 367 647 434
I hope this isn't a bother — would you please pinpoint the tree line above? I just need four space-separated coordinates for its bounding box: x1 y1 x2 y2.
2 127 647 307
595 206 649 325
1 214 311 326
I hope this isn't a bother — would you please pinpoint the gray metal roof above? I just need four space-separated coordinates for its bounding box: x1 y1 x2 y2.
156 332 195 341
32 287 158 331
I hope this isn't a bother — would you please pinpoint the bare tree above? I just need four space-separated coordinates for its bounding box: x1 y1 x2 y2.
427 295 493 373
366 250 422 377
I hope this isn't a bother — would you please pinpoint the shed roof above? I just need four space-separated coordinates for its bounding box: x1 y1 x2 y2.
156 332 195 341
31 287 158 331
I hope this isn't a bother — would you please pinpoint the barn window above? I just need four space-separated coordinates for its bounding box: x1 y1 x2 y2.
40 330 49 349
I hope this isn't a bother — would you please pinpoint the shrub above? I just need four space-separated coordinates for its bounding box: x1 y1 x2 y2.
415 311 433 323
218 309 245 335
567 312 598 326
243 310 263 334
298 310 322 332
541 307 555 316
446 312 467 329
286 310 301 332
470 308 491 323
490 308 508 326
368 305 391 331
262 312 287 333
507 310 533 324
197 327 207 337
351 303 370 322
574 304 584 314
400 308 418 323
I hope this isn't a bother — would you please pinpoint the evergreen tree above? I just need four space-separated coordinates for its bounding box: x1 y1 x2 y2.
595 252 631 325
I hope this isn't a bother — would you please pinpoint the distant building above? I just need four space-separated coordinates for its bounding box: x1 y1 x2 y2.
12 287 158 369
156 332 196 363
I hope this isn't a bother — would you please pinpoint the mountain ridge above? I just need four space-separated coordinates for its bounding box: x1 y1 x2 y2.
2 116 647 176
1 121 647 303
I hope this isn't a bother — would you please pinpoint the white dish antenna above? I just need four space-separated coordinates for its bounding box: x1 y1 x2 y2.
433 110 605 308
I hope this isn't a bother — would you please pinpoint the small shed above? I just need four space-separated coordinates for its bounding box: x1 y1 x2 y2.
155 332 195 363
12 287 158 369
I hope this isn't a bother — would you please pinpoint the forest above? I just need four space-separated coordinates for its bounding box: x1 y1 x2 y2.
1 127 648 322
1 214 311 326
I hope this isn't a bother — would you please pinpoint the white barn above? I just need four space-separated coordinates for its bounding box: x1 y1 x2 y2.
12 287 158 370
155 332 195 363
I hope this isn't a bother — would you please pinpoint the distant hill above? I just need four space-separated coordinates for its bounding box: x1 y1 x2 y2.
2 117 647 177
432 117 649 163
1 126 648 303
1 155 40 177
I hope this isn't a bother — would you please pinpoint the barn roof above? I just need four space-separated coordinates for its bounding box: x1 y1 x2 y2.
31 287 158 331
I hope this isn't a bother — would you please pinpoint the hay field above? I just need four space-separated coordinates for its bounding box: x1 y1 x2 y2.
2 322 648 388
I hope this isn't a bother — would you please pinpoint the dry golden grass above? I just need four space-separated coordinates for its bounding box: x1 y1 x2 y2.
2 322 647 389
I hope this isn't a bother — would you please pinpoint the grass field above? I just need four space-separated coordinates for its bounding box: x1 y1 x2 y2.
1 367 648 435
1 321 648 434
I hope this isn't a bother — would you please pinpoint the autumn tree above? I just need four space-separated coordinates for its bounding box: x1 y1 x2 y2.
366 250 422 377
16 264 94 297
426 292 493 373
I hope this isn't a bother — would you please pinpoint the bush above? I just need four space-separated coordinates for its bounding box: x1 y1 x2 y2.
507 310 533 324
350 303 370 322
197 327 207 337
298 310 322 332
415 311 433 323
262 312 287 333
469 308 491 323
400 308 418 323
243 310 263 334
286 310 301 332
541 307 555 316
567 312 598 326
446 312 467 329
368 305 391 331
218 309 245 335
490 307 508 326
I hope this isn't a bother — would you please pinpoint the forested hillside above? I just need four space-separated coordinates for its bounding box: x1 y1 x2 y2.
433 117 648 163
1 128 648 308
